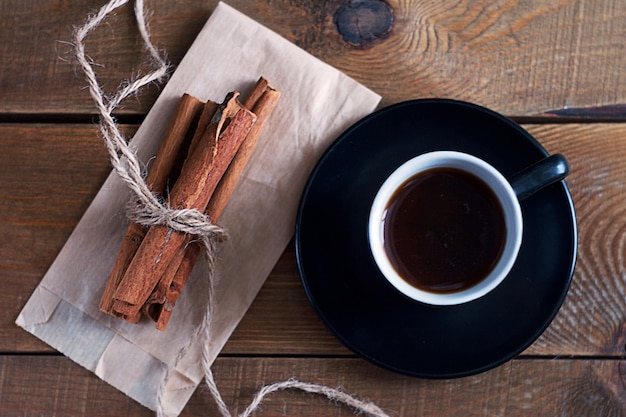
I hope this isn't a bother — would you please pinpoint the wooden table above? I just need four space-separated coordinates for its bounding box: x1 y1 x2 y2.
2 0 626 415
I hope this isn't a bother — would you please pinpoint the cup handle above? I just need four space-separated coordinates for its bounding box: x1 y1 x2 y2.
509 154 570 201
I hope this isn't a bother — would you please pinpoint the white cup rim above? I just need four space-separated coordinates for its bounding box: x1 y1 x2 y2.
368 151 523 305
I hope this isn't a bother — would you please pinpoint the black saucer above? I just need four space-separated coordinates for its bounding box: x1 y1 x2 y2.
295 99 577 378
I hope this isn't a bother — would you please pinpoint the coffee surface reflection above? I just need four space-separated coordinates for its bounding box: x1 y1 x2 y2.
383 168 506 294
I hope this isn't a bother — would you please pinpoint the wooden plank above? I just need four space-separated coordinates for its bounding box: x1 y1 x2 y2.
222 241 352 356
0 0 209 116
0 355 152 416
3 123 626 358
226 123 626 357
0 355 625 416
208 357 626 417
1 0 626 116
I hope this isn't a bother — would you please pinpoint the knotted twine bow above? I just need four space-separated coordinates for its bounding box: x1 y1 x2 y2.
73 1 390 416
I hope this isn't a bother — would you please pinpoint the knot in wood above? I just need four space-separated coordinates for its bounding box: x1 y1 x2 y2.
333 0 393 48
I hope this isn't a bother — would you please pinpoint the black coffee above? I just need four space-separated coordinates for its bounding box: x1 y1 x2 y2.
383 167 506 294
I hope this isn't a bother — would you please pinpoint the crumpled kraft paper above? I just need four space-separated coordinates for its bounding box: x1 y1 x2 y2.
16 2 380 416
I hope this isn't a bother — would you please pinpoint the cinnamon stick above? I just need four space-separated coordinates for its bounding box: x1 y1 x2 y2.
146 77 281 329
188 100 220 157
99 93 205 317
110 92 256 320
208 78 281 219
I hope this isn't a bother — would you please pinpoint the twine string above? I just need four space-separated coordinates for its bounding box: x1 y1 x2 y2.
73 2 390 417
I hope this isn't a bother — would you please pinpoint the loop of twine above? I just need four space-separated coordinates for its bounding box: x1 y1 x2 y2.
74 0 225 246
73 1 390 417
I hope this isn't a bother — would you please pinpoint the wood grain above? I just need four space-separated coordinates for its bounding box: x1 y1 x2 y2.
526 124 626 356
0 0 212 115
1 0 626 116
4 122 626 359
226 123 626 358
0 356 152 416
0 124 134 352
208 357 626 417
0 356 625 416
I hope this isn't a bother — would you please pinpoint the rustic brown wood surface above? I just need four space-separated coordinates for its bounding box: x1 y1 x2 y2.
2 0 626 416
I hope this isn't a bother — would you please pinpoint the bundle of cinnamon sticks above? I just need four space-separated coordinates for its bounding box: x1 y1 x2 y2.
99 77 280 330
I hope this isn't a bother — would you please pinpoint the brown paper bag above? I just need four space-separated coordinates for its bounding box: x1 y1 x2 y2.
16 2 381 415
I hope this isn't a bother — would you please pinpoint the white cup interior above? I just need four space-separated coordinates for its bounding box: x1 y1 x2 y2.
368 151 523 305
